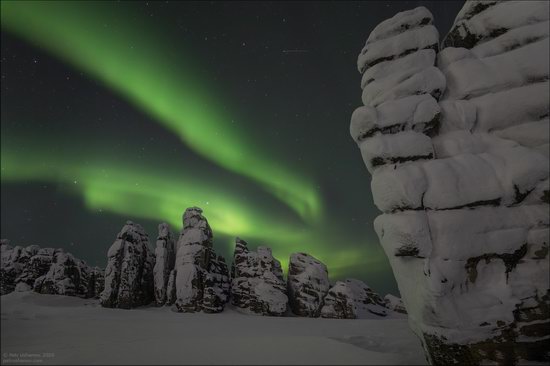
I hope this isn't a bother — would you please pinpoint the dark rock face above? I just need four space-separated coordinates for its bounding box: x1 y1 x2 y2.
165 269 177 305
173 207 229 313
230 238 288 316
203 253 230 313
320 279 388 319
350 1 549 364
89 267 105 299
100 221 155 309
33 249 91 297
287 252 330 317
153 223 176 306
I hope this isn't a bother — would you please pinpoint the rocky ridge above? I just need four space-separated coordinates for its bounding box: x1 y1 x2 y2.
2 209 406 319
1 239 102 299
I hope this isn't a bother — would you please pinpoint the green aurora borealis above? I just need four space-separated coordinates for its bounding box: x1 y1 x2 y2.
1 1 467 293
1 1 321 223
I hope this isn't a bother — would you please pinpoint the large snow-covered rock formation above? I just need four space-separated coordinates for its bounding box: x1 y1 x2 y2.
173 207 230 313
100 221 155 309
320 278 388 319
350 2 549 364
287 252 330 317
230 237 288 316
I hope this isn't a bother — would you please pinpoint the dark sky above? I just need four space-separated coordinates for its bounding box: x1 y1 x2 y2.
0 0 465 296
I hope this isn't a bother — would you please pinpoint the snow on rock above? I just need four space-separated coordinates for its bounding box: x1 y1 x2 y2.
153 223 175 306
362 66 445 107
493 119 549 150
359 131 434 173
287 252 330 317
471 20 550 59
173 207 230 313
437 99 476 134
432 130 518 159
441 39 549 100
230 237 288 316
353 6 442 175
350 94 441 144
358 22 438 73
320 278 388 319
469 81 549 134
1 241 38 294
100 221 155 309
350 1 549 364
366 6 434 46
361 49 436 89
384 294 407 314
443 1 549 49
16 247 55 288
33 249 91 297
371 146 549 212
1 240 102 299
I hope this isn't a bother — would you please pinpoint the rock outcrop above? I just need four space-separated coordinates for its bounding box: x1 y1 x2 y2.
320 278 388 319
350 2 549 364
173 207 230 313
34 249 91 297
100 221 155 309
202 254 230 313
16 247 55 288
1 240 103 299
1 241 39 295
384 294 407 314
287 252 330 317
230 238 288 316
153 223 175 306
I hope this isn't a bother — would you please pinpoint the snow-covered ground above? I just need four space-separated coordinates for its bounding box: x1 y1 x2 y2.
1 292 426 365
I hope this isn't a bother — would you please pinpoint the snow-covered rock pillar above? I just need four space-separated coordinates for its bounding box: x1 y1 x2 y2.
100 221 155 309
350 2 549 365
173 207 230 313
287 252 330 317
153 223 175 306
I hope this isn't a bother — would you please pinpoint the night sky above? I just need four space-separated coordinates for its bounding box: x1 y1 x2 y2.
1 1 464 296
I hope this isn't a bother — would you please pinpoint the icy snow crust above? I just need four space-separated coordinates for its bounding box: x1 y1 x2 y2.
351 1 549 364
0 291 425 365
